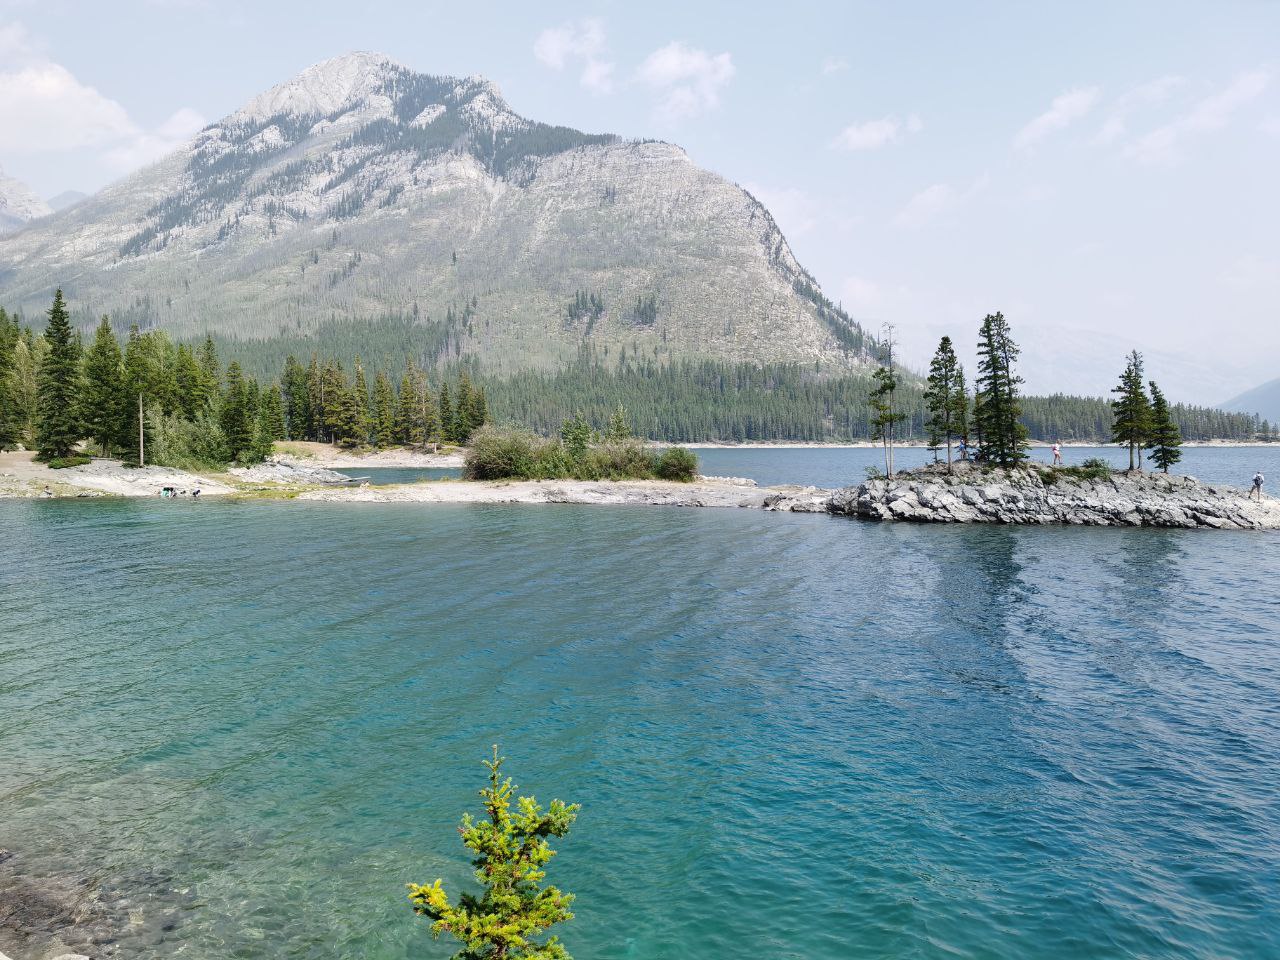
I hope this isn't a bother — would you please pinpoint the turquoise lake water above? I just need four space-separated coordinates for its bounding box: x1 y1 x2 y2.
2 454 1280 958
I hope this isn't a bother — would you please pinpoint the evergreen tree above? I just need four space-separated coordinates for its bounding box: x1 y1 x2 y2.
408 747 579 960
604 404 631 442
35 290 82 462
220 362 254 458
438 381 455 446
395 363 425 445
868 331 907 477
0 307 20 450
306 354 325 442
352 356 371 445
81 317 126 457
922 335 965 472
321 362 360 446
455 373 476 443
261 384 286 441
372 370 397 448
1110 350 1153 471
1146 380 1182 473
953 366 970 454
10 334 42 448
197 335 221 409
173 343 204 419
974 311 1028 466
281 354 310 440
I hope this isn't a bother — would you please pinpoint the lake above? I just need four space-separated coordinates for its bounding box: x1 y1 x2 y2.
2 449 1279 959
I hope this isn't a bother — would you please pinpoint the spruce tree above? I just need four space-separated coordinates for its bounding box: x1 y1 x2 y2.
438 382 455 446
0 307 20 450
923 336 965 472
1146 380 1182 473
197 335 221 408
868 332 907 478
409 747 579 960
220 362 254 458
81 317 126 457
372 370 397 448
35 290 82 462
352 356 371 445
1110 350 1152 471
261 384 286 441
605 404 631 442
395 364 425 445
282 355 310 440
974 311 1028 466
173 343 204 419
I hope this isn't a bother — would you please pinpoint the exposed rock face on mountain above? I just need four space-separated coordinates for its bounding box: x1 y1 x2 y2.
1223 376 1280 425
0 52 869 374
0 168 52 234
823 464 1280 529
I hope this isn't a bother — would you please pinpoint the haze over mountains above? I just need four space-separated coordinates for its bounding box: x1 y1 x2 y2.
0 52 870 376
0 166 52 234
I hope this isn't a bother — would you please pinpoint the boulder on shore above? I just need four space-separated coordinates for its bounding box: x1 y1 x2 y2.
825 463 1280 530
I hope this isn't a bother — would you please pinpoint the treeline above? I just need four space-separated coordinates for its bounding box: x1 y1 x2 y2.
0 292 487 468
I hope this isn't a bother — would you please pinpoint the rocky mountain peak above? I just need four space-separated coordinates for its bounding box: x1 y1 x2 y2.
0 166 53 234
233 51 407 124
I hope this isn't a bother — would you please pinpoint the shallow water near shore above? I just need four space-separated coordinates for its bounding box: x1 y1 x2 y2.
2 467 1280 958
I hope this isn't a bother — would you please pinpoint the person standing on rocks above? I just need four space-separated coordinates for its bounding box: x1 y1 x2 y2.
1052 442 1063 466
1251 471 1265 500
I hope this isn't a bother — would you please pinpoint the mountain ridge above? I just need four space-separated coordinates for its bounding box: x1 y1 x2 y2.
0 52 870 375
0 166 53 234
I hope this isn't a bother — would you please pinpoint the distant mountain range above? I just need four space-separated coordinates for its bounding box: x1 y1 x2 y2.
0 52 870 376
1223 377 1280 425
0 166 52 234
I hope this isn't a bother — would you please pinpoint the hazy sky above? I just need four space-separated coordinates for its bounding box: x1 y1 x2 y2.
1 1 1276 402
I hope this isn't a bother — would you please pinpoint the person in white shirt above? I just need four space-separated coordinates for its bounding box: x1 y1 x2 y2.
1251 471 1265 500
1051 442 1063 466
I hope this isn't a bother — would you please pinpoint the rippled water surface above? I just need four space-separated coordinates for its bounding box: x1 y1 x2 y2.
2 468 1279 958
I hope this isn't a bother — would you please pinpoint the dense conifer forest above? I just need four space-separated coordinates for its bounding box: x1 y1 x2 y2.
1 294 1272 472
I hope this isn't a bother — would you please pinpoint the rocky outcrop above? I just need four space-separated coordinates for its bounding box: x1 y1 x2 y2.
826 464 1280 530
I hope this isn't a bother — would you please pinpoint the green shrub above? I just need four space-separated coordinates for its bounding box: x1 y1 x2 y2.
654 446 698 482
463 427 698 482
46 455 91 469
1076 457 1113 480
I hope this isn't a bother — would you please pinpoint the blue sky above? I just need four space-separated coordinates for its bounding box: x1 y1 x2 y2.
1 0 1276 402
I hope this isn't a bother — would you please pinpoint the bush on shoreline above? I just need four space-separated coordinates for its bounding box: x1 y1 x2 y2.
464 426 698 482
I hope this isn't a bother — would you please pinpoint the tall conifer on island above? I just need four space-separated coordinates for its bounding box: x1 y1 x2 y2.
395 363 425 446
1110 351 1152 471
923 335 966 472
408 746 579 960
81 317 125 456
974 312 1028 466
1146 380 1182 473
869 328 907 478
220 361 254 458
35 290 82 462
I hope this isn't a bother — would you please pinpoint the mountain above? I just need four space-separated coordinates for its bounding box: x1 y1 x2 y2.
0 167 52 234
0 52 869 375
1222 377 1280 424
47 190 90 212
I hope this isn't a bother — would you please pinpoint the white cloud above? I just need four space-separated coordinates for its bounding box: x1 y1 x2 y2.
636 41 735 120
832 114 921 151
0 21 203 174
1123 69 1270 164
1095 75 1184 145
102 106 207 173
893 175 988 228
1014 86 1100 151
745 182 817 236
821 57 848 76
533 19 615 95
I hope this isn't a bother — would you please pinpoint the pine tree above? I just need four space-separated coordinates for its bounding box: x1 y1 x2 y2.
197 335 221 408
0 307 21 451
974 311 1028 466
1110 350 1152 471
922 336 965 472
438 381 455 446
1146 380 1182 473
261 384 286 441
306 354 324 442
372 371 397 448
219 362 254 459
605 404 631 442
81 316 126 457
173 343 204 419
395 364 425 445
35 290 82 462
408 747 579 960
352 356 371 445
868 331 907 478
282 355 310 440
455 373 476 443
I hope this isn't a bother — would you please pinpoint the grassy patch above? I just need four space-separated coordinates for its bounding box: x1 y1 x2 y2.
44 455 92 469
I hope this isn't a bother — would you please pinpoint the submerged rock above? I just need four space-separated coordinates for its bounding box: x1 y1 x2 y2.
826 466 1280 530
